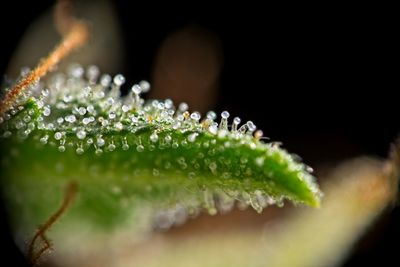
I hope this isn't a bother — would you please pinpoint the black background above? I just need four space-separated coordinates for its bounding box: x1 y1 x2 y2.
0 1 398 266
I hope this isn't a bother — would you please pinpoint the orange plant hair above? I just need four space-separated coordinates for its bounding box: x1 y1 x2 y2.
0 0 88 116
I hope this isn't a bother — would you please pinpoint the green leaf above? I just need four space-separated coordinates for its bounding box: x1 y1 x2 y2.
0 65 321 233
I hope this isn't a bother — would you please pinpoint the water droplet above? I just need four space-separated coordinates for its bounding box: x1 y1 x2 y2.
254 190 269 209
190 112 201 121
203 190 217 215
100 74 112 87
164 135 172 143
78 107 87 116
108 112 116 120
187 132 198 142
108 143 116 151
86 65 99 82
76 147 84 155
57 117 64 124
54 132 62 140
94 90 105 99
238 124 248 134
107 97 115 106
255 157 264 166
216 194 235 214
41 89 49 97
27 122 35 130
209 162 218 175
34 100 44 109
219 111 230 130
152 168 160 176
43 106 51 116
164 99 173 109
232 117 241 132
136 145 144 152
15 119 24 129
130 116 138 123
237 200 249 210
68 63 84 78
254 129 263 140
40 135 49 144
177 157 186 165
178 102 188 112
208 122 218 135
115 122 123 131
63 94 73 103
3 131 12 138
181 140 188 147
131 84 142 95
97 137 105 147
20 66 30 76
65 115 76 123
76 130 86 140
276 199 285 208
206 111 217 120
21 130 30 138
218 129 228 138
221 171 230 179
87 105 95 114
173 205 187 226
122 143 129 151
79 86 91 99
101 119 109 127
139 80 150 93
176 115 184 123
154 211 174 230
111 186 121 195
82 118 91 125
246 121 256 133
47 123 55 130
113 74 125 86
305 166 314 173
221 111 230 119
122 105 131 112
150 133 159 143
58 145 66 152
249 194 263 213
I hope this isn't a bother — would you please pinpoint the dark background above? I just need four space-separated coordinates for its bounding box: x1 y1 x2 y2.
0 1 397 266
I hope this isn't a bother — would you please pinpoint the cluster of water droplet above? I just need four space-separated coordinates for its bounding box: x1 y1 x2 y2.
151 188 286 230
0 64 267 156
0 64 321 221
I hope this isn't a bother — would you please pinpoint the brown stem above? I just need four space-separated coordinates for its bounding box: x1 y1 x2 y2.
0 0 89 116
30 235 51 265
28 181 78 265
55 0 75 35
385 138 400 203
